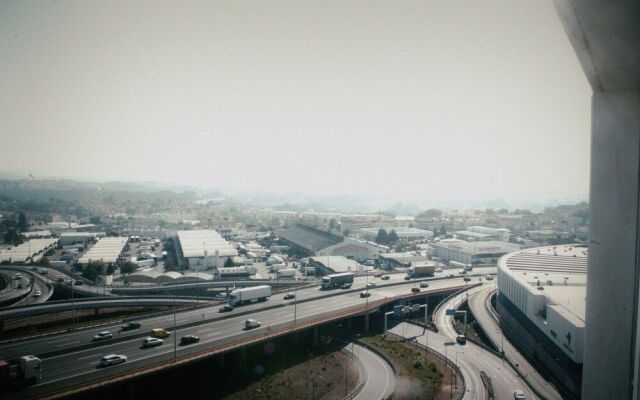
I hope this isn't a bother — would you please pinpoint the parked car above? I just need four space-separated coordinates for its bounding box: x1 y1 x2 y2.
381 275 390 280
411 287 420 293
219 304 234 313
283 293 295 300
456 335 467 345
360 291 371 298
93 331 113 341
100 354 127 367
142 337 163 348
245 319 261 330
121 321 141 331
180 335 200 345
420 281 429 288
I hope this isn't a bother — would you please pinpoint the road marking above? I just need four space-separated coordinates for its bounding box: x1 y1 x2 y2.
56 341 79 348
205 332 221 337
200 327 216 333
78 354 101 360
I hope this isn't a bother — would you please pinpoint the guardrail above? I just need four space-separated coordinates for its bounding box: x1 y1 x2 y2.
340 345 367 400
385 331 465 400
480 371 495 400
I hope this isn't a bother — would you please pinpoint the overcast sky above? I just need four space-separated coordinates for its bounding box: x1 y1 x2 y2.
0 0 591 203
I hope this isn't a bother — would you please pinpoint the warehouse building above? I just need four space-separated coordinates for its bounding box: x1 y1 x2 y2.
358 227 433 242
308 256 364 275
497 244 587 398
176 230 238 271
377 252 432 270
0 238 59 263
277 224 343 256
59 232 106 245
454 226 511 242
316 237 387 262
430 240 521 265
78 236 128 265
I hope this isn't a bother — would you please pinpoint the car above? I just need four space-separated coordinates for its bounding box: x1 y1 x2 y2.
456 334 467 345
341 283 352 289
283 293 295 300
459 270 466 275
31 266 38 271
420 281 429 288
38 269 48 275
404 275 411 281
14 273 21 280
121 321 141 331
366 282 376 289
448 273 455 278
435 267 443 273
463 277 471 282
56 277 65 283
142 337 163 348
360 291 371 298
100 354 127 367
33 289 41 297
150 328 170 338
219 304 234 313
373 272 382 278
74 280 83 285
381 275 390 280
93 331 113 341
411 287 420 293
485 275 494 281
513 390 526 400
180 335 200 345
245 319 261 329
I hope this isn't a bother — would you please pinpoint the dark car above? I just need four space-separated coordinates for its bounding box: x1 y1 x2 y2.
121 321 141 331
381 275 390 280
404 275 411 281
373 273 382 278
463 277 471 282
180 335 200 345
283 293 295 300
57 277 65 283
74 280 83 285
456 335 467 345
411 287 420 293
219 304 234 313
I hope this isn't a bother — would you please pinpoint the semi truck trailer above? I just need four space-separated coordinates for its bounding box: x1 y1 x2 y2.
321 272 355 289
228 285 271 306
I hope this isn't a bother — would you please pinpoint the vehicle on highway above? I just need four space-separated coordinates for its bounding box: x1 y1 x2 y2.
283 293 295 300
456 335 467 345
74 280 83 285
150 328 170 338
0 355 42 385
142 337 163 348
93 331 113 341
214 292 228 300
32 266 39 271
33 289 41 297
38 269 48 275
458 270 466 275
56 277 65 283
435 267 443 273
381 275 390 280
513 390 526 400
219 304 234 313
180 335 200 345
366 282 376 289
14 273 21 280
245 319 261 329
373 272 382 278
411 287 420 293
360 291 371 298
447 273 455 278
486 275 494 281
121 321 141 331
228 285 272 306
404 275 411 281
342 283 352 289
419 281 429 288
99 354 127 367
321 272 355 290
463 277 471 282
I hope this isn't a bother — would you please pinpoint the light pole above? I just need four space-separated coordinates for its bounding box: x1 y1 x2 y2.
71 280 75 330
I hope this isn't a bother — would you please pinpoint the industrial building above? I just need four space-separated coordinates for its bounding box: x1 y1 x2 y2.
357 227 433 242
497 244 587 398
0 238 58 263
78 237 128 265
430 239 521 265
175 230 238 271
277 224 343 256
316 237 387 262
59 232 106 245
308 256 363 275
377 252 432 270
454 226 511 242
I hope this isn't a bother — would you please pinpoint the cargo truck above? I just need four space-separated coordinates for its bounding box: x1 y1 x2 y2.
228 285 271 306
268 263 287 273
277 268 296 279
0 356 42 389
321 272 355 289
408 265 436 277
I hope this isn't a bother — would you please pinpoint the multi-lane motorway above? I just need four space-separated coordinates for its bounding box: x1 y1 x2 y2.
1 272 482 400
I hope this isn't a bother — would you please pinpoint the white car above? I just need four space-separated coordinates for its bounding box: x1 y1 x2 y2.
420 281 429 288
435 267 443 273
100 354 127 367
142 337 164 348
245 319 261 329
513 390 526 400
366 282 377 289
93 331 113 341
486 275 494 281
33 289 42 297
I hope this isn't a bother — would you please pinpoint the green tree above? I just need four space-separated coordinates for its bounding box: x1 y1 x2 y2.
224 257 235 268
3 229 24 246
106 264 117 274
83 260 106 281
439 224 447 236
417 209 442 219
328 218 338 232
375 229 388 245
18 212 28 232
387 230 399 244
120 262 137 275
40 256 50 266
89 216 103 225
342 228 351 237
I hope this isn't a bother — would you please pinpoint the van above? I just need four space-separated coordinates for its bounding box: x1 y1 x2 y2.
150 328 170 338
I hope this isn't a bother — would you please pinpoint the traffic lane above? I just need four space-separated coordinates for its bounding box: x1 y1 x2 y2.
352 343 396 400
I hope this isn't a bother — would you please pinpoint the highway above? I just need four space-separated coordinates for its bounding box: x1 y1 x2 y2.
467 284 563 400
352 343 396 400
1 274 478 400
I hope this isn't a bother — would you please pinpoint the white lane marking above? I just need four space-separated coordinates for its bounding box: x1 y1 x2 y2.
199 327 216 333
205 332 221 337
56 341 79 348
78 354 101 360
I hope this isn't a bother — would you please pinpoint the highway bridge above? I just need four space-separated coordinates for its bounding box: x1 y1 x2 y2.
0 272 483 400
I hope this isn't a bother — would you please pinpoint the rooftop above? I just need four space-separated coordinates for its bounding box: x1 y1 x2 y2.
277 224 343 253
177 230 238 258
432 240 521 255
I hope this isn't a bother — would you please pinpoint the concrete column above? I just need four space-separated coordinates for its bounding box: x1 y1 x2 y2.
582 89 640 400
346 318 352 330
313 326 319 347
364 314 370 334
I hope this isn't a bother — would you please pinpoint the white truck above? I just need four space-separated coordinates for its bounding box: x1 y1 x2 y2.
268 263 287 273
228 285 271 306
266 255 284 265
277 268 296 279
0 355 42 387
409 265 436 277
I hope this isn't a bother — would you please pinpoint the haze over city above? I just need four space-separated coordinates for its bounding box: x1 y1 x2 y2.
0 0 591 204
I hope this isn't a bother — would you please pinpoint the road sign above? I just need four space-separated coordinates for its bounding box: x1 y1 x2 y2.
411 304 420 312
446 309 456 316
403 306 411 314
394 305 404 317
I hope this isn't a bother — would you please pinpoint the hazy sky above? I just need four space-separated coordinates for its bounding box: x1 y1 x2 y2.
0 0 591 203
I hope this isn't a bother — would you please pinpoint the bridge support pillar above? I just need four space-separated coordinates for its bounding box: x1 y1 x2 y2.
313 326 319 347
346 318 352 330
364 314 370 334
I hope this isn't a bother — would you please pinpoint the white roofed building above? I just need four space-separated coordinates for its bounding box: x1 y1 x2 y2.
176 230 238 271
